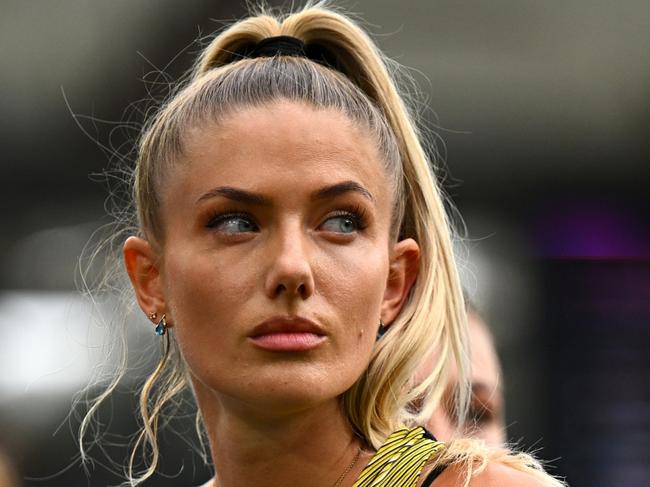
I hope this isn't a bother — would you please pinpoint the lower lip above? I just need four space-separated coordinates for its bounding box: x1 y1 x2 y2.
249 332 326 352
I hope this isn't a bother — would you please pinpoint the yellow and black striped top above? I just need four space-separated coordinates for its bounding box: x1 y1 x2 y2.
352 427 446 487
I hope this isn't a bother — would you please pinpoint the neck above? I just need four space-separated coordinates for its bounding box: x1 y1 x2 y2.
194 383 370 487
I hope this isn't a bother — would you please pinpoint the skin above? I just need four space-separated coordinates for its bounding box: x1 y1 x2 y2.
433 461 548 487
124 100 419 487
124 100 545 487
0 452 19 487
423 312 506 446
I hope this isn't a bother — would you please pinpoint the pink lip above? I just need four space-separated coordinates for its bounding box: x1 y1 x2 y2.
248 316 327 352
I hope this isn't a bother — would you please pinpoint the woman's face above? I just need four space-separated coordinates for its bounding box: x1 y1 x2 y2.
423 312 506 445
136 100 417 415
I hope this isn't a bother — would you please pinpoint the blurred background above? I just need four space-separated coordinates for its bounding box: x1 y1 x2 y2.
1 0 648 486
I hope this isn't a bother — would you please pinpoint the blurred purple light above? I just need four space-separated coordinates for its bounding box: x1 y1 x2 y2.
533 203 649 258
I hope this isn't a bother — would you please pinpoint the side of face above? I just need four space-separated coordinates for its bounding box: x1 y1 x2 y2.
124 100 419 417
424 313 506 445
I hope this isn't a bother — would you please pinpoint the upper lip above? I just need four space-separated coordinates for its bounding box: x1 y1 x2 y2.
249 316 325 337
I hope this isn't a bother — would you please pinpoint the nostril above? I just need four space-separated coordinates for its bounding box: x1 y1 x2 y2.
298 283 307 297
274 281 308 298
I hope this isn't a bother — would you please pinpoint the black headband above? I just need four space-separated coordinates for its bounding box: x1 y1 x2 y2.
244 36 340 73
249 36 307 58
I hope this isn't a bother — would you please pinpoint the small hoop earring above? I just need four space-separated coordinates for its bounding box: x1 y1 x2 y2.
154 314 167 336
376 318 387 341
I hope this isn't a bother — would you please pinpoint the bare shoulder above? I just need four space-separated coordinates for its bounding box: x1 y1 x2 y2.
468 461 549 487
423 461 550 487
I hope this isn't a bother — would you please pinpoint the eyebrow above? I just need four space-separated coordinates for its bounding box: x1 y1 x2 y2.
312 180 375 204
196 180 375 206
196 186 269 206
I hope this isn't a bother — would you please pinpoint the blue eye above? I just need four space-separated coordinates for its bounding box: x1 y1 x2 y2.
320 214 360 234
208 214 258 234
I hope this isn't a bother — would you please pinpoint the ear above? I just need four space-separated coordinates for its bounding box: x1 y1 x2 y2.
381 238 420 326
123 236 167 321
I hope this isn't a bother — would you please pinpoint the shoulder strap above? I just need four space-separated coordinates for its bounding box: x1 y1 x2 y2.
419 465 447 487
353 427 445 487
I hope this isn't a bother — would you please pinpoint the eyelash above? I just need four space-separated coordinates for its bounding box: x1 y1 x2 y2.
204 205 369 233
323 204 369 232
206 210 258 231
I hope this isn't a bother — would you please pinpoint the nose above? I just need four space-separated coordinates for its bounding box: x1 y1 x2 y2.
264 223 315 300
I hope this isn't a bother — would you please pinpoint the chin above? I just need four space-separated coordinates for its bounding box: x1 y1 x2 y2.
193 362 358 419
251 367 350 406
231 384 348 422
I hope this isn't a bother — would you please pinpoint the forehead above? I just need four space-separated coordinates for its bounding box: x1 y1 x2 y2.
174 100 388 198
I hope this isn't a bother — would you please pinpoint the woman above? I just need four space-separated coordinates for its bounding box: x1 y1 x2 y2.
81 3 564 486
419 304 506 446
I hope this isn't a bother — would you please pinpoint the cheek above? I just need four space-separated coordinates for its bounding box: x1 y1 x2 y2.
318 244 388 325
161 245 257 356
315 245 389 379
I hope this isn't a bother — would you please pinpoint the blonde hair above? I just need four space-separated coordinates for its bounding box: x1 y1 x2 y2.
80 2 563 486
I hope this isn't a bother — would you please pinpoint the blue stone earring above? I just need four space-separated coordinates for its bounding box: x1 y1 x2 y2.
155 314 167 336
149 312 167 336
376 318 387 341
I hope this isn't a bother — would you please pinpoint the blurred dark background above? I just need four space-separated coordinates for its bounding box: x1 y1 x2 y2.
1 1 648 486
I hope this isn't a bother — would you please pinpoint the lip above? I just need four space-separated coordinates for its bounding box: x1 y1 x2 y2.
248 316 327 352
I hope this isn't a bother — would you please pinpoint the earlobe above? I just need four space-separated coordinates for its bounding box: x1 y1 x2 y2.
381 238 420 326
123 236 167 319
